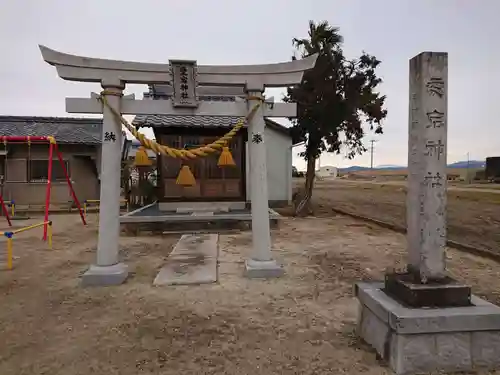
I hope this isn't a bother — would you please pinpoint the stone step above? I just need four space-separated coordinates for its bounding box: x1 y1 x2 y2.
191 211 214 216
153 233 218 286
160 201 245 212
160 229 241 235
177 207 227 213
121 220 250 235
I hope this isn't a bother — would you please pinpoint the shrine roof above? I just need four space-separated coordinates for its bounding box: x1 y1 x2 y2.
0 116 102 144
132 114 293 138
132 84 294 139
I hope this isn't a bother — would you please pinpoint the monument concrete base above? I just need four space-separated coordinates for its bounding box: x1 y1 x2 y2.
356 282 500 375
244 259 284 279
81 263 129 287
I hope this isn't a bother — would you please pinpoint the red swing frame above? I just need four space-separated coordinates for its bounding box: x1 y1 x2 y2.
0 192 12 227
1 136 86 239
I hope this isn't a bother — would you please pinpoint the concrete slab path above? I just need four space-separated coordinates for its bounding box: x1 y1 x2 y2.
153 233 218 286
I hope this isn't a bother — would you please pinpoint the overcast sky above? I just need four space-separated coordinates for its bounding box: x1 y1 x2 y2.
1 0 499 169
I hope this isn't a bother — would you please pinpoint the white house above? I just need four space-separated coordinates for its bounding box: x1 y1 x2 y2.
316 165 338 179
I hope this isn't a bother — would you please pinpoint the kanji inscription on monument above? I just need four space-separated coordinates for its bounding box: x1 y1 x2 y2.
424 139 444 160
425 76 445 97
426 109 445 128
170 60 198 108
406 52 448 281
423 171 444 187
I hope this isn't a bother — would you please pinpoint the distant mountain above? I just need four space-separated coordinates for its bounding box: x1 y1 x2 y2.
447 160 485 169
376 164 404 169
338 165 404 173
338 160 485 173
338 166 370 172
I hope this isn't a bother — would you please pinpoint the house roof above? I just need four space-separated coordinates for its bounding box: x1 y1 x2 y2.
132 84 293 139
0 116 102 144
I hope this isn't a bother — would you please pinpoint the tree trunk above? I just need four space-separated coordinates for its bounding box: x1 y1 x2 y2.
294 154 316 217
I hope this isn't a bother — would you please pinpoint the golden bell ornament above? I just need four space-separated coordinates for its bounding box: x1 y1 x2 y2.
134 146 152 166
176 165 196 186
217 146 236 167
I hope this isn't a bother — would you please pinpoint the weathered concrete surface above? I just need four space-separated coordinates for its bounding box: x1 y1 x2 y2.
407 51 448 281
160 201 244 212
191 211 214 217
244 259 284 279
95 86 125 269
81 263 129 287
356 282 500 374
177 207 227 214
153 233 218 286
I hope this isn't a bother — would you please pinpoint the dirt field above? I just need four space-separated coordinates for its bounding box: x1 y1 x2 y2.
307 179 500 253
336 179 500 194
1 214 500 374
345 167 480 178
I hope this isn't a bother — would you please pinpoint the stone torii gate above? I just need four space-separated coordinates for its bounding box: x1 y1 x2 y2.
40 45 317 286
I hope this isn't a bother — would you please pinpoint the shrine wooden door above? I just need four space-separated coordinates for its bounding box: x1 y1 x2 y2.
159 133 245 201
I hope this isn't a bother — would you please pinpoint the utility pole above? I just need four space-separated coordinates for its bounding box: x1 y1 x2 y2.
370 139 377 170
466 152 470 184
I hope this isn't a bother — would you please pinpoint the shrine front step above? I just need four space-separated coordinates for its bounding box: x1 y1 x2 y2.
121 221 243 235
159 201 245 212
121 219 279 236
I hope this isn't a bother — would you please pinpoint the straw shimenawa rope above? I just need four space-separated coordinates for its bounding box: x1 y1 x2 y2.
99 90 264 185
99 90 262 160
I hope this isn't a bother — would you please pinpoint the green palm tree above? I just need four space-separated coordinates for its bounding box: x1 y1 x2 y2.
290 21 344 216
287 21 387 216
293 20 343 59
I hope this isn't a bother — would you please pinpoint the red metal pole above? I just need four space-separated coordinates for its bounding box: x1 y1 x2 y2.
43 142 54 241
0 193 12 227
54 144 87 226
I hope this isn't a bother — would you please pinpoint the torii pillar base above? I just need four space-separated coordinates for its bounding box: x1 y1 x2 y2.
81 263 128 287
244 259 284 279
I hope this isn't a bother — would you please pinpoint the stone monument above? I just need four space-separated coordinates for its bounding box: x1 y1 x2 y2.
39 45 317 286
355 52 500 374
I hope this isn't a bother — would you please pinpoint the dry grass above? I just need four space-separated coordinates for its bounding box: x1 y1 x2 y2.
0 213 500 374
462 184 500 191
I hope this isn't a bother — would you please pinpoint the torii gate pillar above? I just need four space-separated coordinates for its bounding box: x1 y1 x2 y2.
82 83 129 286
244 87 282 278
